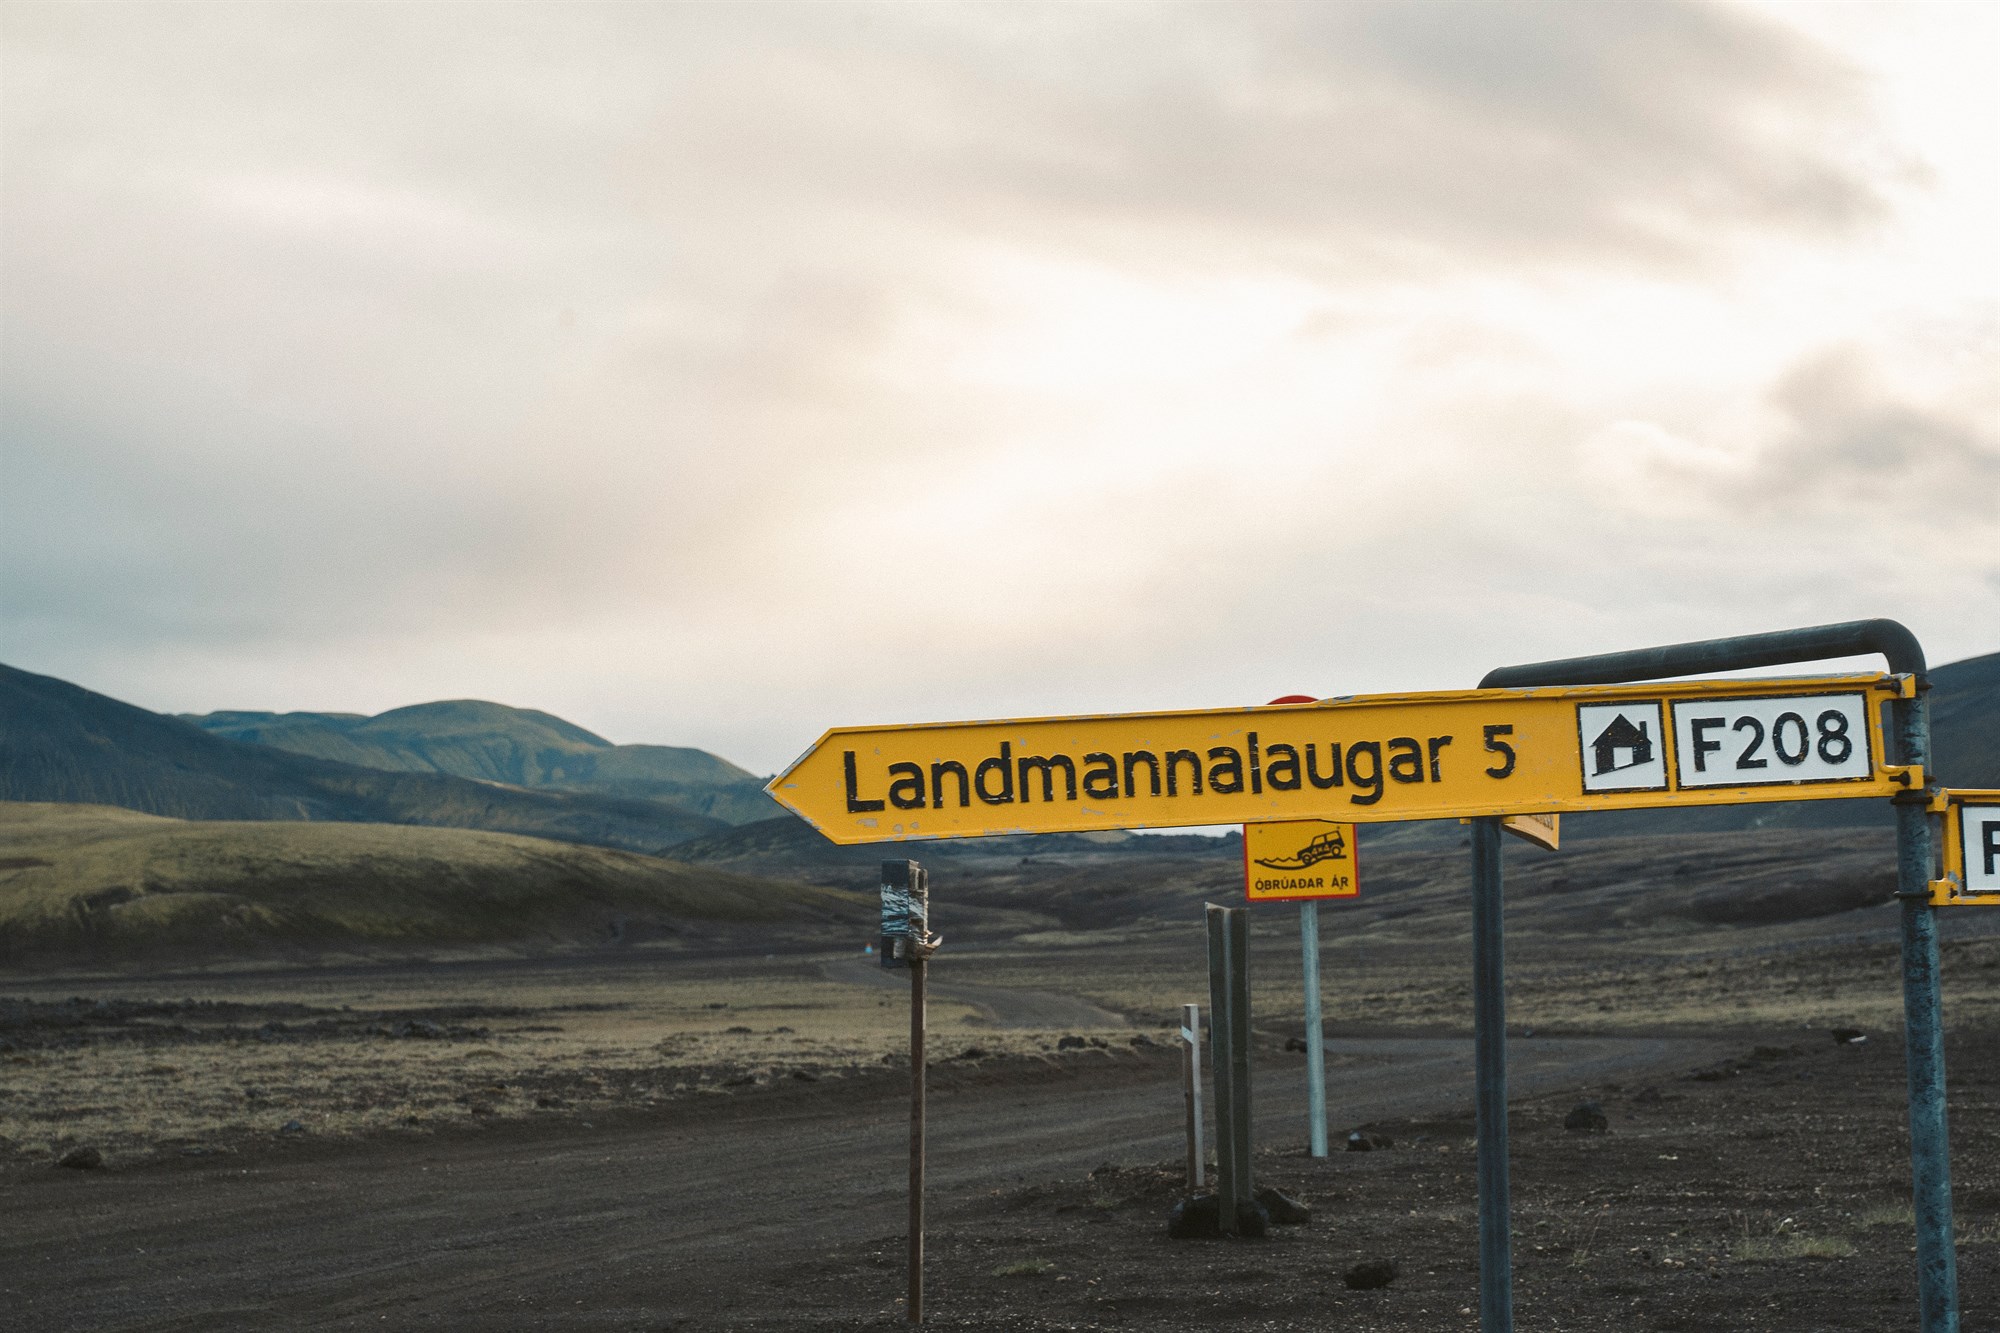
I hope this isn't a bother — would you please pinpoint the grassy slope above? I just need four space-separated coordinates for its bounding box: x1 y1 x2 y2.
183 700 781 825
0 664 727 852
0 803 865 962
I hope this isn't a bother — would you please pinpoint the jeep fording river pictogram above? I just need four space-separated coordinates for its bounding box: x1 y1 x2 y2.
1252 828 1347 871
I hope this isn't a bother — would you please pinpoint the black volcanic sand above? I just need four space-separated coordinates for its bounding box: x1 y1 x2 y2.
727 1027 2000 1331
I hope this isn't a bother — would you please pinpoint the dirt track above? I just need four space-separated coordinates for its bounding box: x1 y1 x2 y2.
0 1031 1730 1331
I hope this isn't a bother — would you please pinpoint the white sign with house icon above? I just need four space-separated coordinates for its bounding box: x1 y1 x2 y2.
1576 701 1667 793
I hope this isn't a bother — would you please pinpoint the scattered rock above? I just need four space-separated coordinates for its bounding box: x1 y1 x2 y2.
1344 1258 1398 1290
1832 1027 1867 1046
1167 1193 1221 1239
1167 1193 1270 1239
1255 1186 1311 1224
1564 1101 1610 1134
1056 1035 1087 1050
390 1020 445 1040
279 1120 307 1136
56 1146 102 1170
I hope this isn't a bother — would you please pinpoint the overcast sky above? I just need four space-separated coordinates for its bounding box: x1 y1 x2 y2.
3 0 1995 774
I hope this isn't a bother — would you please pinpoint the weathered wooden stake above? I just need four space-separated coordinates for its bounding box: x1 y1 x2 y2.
882 860 932 1324
908 950 926 1324
1180 1002 1205 1190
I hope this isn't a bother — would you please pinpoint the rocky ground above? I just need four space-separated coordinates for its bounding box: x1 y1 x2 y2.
721 1025 2000 1331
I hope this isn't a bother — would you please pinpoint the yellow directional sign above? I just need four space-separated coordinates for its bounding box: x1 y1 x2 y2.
769 674 1916 845
1933 790 2000 906
1243 820 1359 903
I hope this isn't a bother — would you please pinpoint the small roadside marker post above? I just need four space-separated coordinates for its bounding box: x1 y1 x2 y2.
881 861 935 1324
1180 1003 1205 1190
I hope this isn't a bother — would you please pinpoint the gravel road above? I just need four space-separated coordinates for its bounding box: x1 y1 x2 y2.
1 1031 1728 1331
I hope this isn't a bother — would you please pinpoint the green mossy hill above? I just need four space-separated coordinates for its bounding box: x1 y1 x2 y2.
182 699 780 825
0 803 863 963
0 664 726 852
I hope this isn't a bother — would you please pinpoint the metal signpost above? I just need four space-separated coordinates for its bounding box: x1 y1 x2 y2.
1243 817 1358 1157
880 861 935 1324
771 674 1915 842
1204 904 1253 1234
775 619 1966 1331
1473 619 1957 1333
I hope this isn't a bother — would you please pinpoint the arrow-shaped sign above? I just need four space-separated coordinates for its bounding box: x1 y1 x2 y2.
769 674 1914 845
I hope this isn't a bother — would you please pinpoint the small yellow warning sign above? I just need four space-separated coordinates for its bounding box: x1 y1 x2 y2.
1244 819 1359 903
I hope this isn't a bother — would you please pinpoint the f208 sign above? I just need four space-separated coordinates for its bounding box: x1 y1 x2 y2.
770 674 1916 845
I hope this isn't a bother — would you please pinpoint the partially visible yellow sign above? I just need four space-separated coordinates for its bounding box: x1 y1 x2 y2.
769 674 1914 845
1244 820 1359 903
1502 813 1560 851
1934 789 2000 906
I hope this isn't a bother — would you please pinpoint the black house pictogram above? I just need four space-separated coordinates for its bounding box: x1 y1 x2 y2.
1590 714 1654 776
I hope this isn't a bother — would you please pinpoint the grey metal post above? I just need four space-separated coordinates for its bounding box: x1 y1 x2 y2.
1895 690 1959 1331
1300 901 1329 1157
1481 617 1956 1332
1206 903 1253 1231
1471 816 1512 1332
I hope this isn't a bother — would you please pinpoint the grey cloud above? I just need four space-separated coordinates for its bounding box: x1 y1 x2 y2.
1751 346 2000 512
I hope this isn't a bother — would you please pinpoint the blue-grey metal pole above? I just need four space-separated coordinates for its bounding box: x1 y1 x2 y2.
1471 816 1511 1332
1895 690 1959 1332
1482 617 1956 1331
1300 901 1328 1157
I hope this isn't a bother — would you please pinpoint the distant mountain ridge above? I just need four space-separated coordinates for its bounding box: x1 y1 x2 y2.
182 699 780 825
0 664 726 853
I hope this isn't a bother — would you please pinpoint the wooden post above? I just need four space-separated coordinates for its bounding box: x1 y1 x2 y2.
1180 1003 1205 1190
882 860 932 1324
908 951 926 1324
